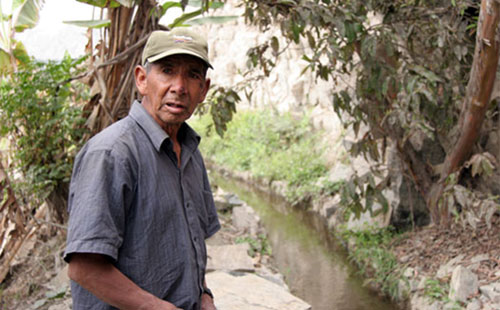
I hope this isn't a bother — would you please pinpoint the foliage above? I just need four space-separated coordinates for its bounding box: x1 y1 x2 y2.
339 226 404 300
239 0 497 226
197 86 240 137
423 278 463 309
190 109 329 203
235 234 272 257
0 55 88 208
0 0 43 75
339 169 389 220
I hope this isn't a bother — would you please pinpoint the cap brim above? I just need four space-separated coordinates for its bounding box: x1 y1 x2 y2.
146 48 213 69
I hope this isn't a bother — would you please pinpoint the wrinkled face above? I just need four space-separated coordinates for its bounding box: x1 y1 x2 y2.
135 54 210 132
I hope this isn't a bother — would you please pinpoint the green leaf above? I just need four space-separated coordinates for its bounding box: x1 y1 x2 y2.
344 22 357 43
12 0 25 11
169 9 203 28
63 19 111 28
188 0 224 9
0 48 13 75
75 0 121 8
162 1 182 12
187 15 238 25
291 20 302 43
270 36 279 55
14 0 42 32
115 0 134 7
306 31 315 49
411 65 443 83
12 40 29 65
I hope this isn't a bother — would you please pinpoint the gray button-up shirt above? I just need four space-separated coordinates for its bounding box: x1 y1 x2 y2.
64 101 220 310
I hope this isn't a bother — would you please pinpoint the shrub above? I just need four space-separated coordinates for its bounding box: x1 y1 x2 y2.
190 109 329 203
0 55 88 221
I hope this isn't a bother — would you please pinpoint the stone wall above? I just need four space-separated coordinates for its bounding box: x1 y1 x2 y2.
198 1 344 145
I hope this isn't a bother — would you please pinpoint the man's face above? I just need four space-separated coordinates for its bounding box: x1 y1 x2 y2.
135 54 211 131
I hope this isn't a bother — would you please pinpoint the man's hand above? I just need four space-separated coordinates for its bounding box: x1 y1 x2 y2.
201 292 216 310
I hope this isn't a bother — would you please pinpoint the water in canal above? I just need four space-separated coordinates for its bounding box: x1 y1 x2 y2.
210 172 400 310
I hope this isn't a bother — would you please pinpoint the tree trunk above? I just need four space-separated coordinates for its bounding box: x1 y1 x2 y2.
46 182 69 224
427 0 500 226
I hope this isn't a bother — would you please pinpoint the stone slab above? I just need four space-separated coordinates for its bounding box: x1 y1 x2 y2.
206 271 311 310
207 244 255 272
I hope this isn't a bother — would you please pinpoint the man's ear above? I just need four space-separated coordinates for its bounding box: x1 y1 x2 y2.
199 78 211 102
134 65 147 96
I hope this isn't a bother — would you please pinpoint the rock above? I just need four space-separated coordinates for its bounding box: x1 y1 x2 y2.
231 205 260 236
207 244 255 273
206 271 311 310
255 265 288 289
410 295 440 310
213 189 245 212
227 194 244 207
404 267 415 278
449 266 479 303
311 194 339 220
470 253 490 264
480 283 500 303
436 254 465 280
346 192 391 231
47 298 72 310
466 299 482 310
270 180 287 197
327 163 353 184
417 277 428 291
386 143 430 229
47 265 69 291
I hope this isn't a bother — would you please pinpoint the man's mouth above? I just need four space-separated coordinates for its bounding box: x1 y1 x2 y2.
163 102 186 114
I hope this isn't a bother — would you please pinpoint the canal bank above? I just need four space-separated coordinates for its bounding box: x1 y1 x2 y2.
207 163 500 310
208 166 400 310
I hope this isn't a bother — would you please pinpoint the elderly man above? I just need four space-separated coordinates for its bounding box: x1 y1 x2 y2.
64 28 220 310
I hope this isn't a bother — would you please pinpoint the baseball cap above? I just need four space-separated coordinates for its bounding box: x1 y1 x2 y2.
141 27 213 69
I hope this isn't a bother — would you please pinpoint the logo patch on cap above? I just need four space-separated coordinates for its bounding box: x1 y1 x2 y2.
173 35 193 43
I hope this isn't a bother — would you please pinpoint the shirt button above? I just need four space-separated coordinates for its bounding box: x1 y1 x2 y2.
193 237 198 242
186 202 191 208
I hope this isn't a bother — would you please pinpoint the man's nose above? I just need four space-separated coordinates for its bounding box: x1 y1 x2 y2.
170 73 187 94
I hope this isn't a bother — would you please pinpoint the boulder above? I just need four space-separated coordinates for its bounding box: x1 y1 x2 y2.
231 205 260 236
206 271 311 310
449 266 479 303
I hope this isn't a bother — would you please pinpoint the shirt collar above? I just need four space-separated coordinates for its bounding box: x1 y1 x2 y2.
129 101 201 152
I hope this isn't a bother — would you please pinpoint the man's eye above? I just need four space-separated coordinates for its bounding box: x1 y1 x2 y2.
163 67 173 74
190 72 202 79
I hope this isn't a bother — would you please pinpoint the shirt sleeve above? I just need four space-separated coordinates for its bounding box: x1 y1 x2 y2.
201 159 220 239
64 147 135 263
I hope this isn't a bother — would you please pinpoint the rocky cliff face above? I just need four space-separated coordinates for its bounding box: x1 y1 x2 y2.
200 1 500 230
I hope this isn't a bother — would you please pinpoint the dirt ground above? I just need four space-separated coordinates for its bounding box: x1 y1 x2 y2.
392 213 500 286
0 229 67 310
